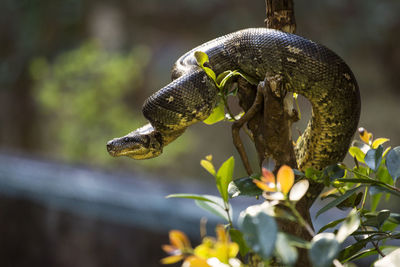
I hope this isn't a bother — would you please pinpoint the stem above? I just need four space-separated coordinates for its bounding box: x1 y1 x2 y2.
360 186 369 210
359 225 386 258
222 95 237 122
285 200 315 237
223 201 233 228
346 167 400 193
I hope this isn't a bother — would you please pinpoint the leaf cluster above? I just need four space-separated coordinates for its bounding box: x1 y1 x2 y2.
164 127 400 267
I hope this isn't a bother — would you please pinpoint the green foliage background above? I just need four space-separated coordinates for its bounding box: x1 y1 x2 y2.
30 42 189 167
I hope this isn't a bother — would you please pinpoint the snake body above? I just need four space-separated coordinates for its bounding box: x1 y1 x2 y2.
106 28 361 171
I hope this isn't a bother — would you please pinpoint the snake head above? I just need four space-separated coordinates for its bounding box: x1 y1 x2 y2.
106 124 163 160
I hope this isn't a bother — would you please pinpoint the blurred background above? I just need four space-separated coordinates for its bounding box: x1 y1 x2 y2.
0 0 399 266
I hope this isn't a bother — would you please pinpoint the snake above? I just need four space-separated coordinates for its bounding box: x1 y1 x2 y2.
106 28 361 171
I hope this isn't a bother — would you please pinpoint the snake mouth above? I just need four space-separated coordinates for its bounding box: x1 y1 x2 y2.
106 140 120 157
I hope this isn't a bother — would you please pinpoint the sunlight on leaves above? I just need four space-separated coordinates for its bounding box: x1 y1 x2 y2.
372 138 390 149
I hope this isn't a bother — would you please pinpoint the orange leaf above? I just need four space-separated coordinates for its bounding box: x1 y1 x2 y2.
262 168 275 184
170 230 191 250
253 179 275 192
358 127 372 145
162 244 177 254
276 165 294 195
160 255 184 264
216 225 228 243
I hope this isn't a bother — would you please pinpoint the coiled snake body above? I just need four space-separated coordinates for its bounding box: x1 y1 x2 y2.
107 28 361 171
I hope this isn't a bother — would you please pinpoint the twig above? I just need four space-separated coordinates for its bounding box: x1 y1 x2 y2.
232 82 266 175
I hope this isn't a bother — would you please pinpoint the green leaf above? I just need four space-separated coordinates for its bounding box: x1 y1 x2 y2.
309 233 340 267
352 166 369 179
228 176 263 198
275 232 298 266
216 156 235 203
219 70 237 89
203 101 225 125
370 185 400 198
336 177 382 186
376 159 393 185
167 194 230 222
194 51 209 67
194 195 231 222
381 220 399 232
388 212 400 224
194 51 217 82
316 186 362 218
372 138 390 149
305 167 322 181
203 67 216 82
238 204 278 259
324 164 345 180
336 192 363 210
349 146 366 163
166 193 219 205
363 209 390 229
374 248 400 267
336 209 360 243
216 70 232 84
236 71 258 85
229 228 250 257
364 145 383 172
340 248 378 263
386 146 400 181
338 238 371 262
318 218 346 234
370 193 382 212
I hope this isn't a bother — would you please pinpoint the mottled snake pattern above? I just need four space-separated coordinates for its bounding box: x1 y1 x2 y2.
107 28 361 171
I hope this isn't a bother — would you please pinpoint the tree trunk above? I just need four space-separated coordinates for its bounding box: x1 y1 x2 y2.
235 1 322 266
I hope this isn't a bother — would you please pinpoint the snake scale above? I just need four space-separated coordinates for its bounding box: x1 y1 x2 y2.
106 28 361 171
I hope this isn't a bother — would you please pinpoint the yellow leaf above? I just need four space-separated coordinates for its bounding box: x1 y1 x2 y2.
194 237 214 258
170 230 191 250
200 160 216 176
228 242 239 258
160 255 184 264
383 146 392 158
372 138 390 149
320 187 339 199
205 154 213 161
276 165 294 195
214 243 229 263
358 127 372 144
184 256 211 267
348 146 366 163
